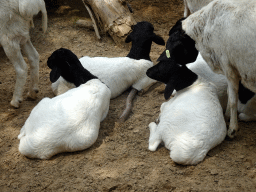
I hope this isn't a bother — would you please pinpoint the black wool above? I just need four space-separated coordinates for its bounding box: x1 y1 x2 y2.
158 18 198 65
238 81 255 104
146 59 198 100
47 48 97 87
126 21 165 61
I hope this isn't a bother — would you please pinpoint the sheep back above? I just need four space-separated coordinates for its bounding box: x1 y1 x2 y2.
149 77 226 165
18 79 111 159
52 57 155 98
182 0 256 92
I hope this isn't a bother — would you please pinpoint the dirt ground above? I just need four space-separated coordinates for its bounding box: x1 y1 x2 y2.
1 0 256 191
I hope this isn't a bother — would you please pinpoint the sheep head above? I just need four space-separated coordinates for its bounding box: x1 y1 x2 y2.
125 21 165 61
47 48 96 87
158 18 198 65
147 59 197 100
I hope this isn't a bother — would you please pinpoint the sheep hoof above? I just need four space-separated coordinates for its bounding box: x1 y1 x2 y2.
10 100 20 108
227 128 236 139
224 114 230 122
27 91 38 100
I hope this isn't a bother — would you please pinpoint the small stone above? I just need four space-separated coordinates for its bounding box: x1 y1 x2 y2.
210 169 218 175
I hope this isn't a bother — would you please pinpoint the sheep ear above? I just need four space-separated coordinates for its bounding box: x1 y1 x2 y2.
50 67 61 83
157 50 167 61
164 79 175 100
153 34 165 46
125 34 132 43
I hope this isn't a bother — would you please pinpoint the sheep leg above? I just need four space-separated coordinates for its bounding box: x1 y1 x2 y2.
226 79 239 138
3 42 28 108
183 0 190 17
138 82 156 96
21 39 39 99
225 88 231 121
148 122 161 151
119 88 138 122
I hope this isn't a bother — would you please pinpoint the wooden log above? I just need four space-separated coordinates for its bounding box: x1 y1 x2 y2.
84 0 137 45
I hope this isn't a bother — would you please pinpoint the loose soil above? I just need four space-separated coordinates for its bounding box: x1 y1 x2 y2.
1 0 256 191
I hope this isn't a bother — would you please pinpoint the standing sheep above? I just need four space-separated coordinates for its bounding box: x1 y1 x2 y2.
18 48 111 159
1 0 47 108
165 0 256 138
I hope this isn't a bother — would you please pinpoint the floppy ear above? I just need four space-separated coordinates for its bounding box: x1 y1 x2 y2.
47 56 56 69
152 34 165 46
146 65 159 81
157 50 168 61
164 78 175 100
50 67 61 83
125 34 132 43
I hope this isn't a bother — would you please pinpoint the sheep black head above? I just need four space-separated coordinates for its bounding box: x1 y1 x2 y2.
146 59 198 100
157 18 198 64
125 21 165 61
47 48 96 87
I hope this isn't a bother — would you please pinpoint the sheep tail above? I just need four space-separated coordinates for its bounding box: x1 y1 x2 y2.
40 0 48 33
119 88 138 122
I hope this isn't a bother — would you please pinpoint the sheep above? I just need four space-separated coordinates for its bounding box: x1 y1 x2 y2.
160 23 256 123
50 21 165 121
146 58 226 165
183 0 214 17
18 48 111 159
1 0 48 108
175 53 256 122
166 53 228 111
165 0 256 138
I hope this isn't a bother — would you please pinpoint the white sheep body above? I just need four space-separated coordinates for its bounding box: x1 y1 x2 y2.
18 79 111 159
172 53 256 121
182 0 256 136
0 0 47 108
181 53 228 111
188 54 256 121
149 77 226 165
52 57 156 98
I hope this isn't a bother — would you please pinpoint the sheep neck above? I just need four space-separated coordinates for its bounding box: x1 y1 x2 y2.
126 41 152 61
64 66 97 87
174 65 198 91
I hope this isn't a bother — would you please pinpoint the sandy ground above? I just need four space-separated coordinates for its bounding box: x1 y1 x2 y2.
1 0 256 191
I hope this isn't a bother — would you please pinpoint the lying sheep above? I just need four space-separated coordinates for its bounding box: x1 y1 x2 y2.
1 0 47 108
176 54 256 122
18 48 111 159
50 21 165 121
146 58 226 165
166 0 256 138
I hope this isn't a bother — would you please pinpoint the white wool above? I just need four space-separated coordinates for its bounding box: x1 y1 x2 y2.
52 57 156 99
183 0 256 92
185 53 228 111
0 0 47 108
183 0 214 17
18 79 111 159
177 53 256 121
182 0 256 136
148 77 226 165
